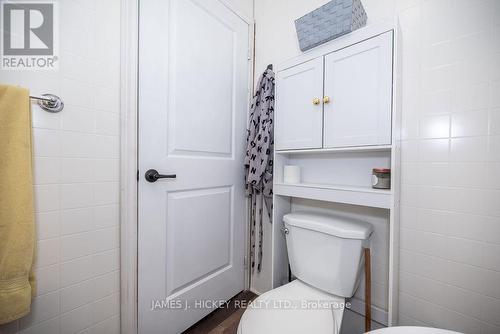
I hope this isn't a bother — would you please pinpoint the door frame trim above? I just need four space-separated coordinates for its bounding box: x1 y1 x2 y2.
120 0 139 333
119 1 254 333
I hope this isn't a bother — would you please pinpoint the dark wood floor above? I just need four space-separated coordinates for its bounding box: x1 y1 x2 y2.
182 290 257 334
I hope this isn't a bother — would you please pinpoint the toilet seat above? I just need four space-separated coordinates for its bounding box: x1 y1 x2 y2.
237 280 346 334
367 327 464 334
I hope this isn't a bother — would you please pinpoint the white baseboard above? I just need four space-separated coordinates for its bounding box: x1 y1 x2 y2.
349 297 388 327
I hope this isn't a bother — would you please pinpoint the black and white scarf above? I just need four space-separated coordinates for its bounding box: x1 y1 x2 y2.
244 68 275 272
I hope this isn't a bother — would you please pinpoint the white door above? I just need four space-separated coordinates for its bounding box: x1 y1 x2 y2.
138 0 250 333
323 32 393 148
275 57 324 150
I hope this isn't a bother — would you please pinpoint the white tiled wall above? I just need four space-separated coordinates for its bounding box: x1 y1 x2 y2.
0 1 121 333
254 0 500 332
393 0 500 332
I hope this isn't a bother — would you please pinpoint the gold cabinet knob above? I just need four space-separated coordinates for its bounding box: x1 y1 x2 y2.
323 96 330 104
312 98 320 105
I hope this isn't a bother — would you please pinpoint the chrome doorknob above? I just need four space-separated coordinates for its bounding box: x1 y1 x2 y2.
145 169 176 182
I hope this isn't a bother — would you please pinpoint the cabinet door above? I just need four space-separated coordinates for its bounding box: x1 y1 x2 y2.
323 31 393 148
275 57 324 150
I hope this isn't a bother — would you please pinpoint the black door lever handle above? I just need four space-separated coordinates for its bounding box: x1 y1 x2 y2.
145 169 176 183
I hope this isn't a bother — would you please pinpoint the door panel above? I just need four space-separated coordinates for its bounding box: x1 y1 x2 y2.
323 32 393 148
168 0 235 157
138 0 249 333
275 57 324 150
166 187 232 295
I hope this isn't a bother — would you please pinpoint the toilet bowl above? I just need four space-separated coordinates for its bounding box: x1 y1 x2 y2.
367 327 464 334
238 211 374 334
237 279 345 334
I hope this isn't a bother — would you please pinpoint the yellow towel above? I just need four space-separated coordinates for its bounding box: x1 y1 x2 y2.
0 85 36 324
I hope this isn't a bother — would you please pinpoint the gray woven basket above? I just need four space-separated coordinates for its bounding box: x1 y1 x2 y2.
295 0 367 52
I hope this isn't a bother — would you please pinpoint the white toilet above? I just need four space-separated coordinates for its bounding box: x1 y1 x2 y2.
367 327 464 334
238 211 374 334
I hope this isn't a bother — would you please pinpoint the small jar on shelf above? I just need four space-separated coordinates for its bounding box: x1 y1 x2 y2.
372 168 391 189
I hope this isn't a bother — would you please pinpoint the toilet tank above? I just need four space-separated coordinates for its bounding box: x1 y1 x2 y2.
284 211 373 298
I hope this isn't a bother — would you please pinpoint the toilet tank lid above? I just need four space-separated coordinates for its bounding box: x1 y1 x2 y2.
283 211 374 240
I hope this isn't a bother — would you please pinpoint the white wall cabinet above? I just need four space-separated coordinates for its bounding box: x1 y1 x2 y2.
275 31 393 151
275 57 324 150
324 32 393 148
269 22 401 327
